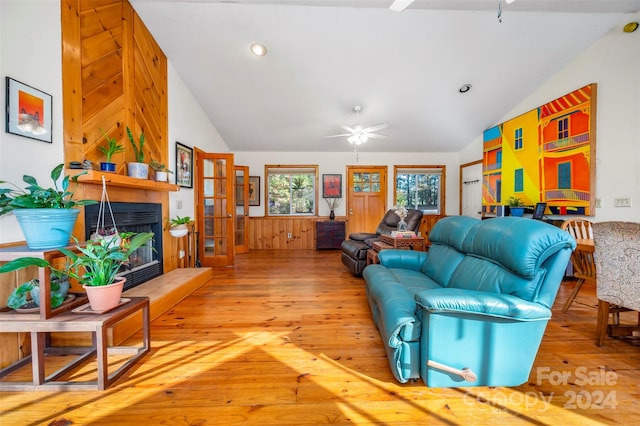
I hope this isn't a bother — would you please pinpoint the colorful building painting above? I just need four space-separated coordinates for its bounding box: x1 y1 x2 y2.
482 84 596 216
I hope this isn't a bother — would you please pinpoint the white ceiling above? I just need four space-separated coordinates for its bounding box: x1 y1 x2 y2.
130 0 640 153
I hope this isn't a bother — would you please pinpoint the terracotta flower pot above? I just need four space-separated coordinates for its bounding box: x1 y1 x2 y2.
83 276 126 312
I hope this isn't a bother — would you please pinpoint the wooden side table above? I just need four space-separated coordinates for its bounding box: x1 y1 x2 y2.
0 296 150 391
379 234 426 251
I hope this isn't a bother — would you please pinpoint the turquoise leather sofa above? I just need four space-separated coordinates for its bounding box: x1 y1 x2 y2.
363 216 575 387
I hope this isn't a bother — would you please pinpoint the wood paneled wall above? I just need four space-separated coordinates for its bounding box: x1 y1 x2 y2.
62 0 167 173
248 215 445 250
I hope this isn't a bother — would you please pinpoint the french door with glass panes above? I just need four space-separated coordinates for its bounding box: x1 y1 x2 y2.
197 152 235 267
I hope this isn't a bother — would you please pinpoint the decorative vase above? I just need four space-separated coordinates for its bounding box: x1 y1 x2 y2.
83 277 126 312
13 208 80 249
127 162 149 179
100 162 116 172
329 210 335 221
398 219 408 231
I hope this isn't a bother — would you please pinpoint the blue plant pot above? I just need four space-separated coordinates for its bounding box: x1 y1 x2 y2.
100 162 116 172
13 208 80 249
510 207 525 217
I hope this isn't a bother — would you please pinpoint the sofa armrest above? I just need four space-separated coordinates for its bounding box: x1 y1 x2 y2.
378 250 427 271
414 288 551 321
348 232 378 242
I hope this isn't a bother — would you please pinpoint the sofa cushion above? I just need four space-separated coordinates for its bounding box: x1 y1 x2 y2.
447 256 546 302
461 217 575 278
420 244 466 287
428 215 479 252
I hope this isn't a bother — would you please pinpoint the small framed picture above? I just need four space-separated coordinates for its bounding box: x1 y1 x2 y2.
5 77 53 143
248 176 260 206
175 142 193 188
322 174 342 198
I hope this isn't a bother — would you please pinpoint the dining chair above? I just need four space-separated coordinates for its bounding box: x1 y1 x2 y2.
560 219 595 312
592 221 640 346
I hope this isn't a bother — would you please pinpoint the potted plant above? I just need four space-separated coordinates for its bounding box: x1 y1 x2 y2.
0 231 154 312
1 258 71 310
0 163 97 249
99 128 125 172
149 160 173 182
61 231 154 311
507 196 525 217
126 126 148 179
165 215 191 238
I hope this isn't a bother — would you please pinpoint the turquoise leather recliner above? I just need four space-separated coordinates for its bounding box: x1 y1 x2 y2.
363 216 575 387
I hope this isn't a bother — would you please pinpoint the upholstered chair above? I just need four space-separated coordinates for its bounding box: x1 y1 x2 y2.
341 209 423 276
592 221 640 346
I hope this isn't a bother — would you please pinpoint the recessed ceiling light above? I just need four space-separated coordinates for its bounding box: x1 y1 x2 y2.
250 43 267 56
459 84 472 93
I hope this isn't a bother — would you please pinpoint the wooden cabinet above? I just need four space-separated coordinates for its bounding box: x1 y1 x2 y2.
316 221 345 250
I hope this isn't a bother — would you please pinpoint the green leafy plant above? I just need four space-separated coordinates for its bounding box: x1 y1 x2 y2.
507 196 524 207
0 232 154 292
150 160 173 174
60 232 154 287
0 163 96 216
126 126 145 163
0 259 70 309
99 128 125 163
164 215 191 230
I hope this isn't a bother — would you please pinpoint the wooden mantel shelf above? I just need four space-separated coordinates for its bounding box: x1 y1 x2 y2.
74 170 180 192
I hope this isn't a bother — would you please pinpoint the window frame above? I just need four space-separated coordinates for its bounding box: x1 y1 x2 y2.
264 164 319 217
393 165 446 216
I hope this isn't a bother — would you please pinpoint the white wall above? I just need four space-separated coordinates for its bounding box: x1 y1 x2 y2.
459 17 640 222
167 62 230 221
0 1 64 244
234 151 460 218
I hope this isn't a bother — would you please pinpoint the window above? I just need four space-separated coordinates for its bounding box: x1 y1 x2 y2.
514 168 524 192
394 166 445 215
558 162 571 189
266 165 318 216
514 128 523 150
558 117 569 140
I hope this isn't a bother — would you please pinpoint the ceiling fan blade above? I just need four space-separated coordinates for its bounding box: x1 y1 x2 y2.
324 133 352 138
389 0 415 12
363 123 388 133
366 133 387 139
340 125 357 133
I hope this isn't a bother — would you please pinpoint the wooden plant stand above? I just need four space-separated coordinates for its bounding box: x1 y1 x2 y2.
0 297 150 391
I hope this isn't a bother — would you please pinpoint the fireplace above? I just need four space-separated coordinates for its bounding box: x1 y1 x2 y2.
84 202 163 291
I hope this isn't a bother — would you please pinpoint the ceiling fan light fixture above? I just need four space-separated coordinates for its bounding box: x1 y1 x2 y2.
389 0 415 12
250 43 267 56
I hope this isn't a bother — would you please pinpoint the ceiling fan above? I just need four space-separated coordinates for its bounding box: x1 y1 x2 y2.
389 0 415 12
326 106 387 146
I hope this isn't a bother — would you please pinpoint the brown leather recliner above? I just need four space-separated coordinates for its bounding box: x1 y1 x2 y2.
341 209 423 276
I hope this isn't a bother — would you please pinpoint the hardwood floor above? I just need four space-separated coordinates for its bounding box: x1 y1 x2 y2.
1 250 639 425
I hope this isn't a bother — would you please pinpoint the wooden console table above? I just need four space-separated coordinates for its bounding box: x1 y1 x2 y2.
0 296 150 391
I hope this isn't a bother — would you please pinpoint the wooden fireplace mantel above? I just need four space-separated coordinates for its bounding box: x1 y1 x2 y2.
75 170 180 193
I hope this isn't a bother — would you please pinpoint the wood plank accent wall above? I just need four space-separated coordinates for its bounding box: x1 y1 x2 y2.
248 215 444 250
61 1 177 270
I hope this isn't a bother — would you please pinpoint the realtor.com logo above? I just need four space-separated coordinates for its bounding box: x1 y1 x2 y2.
463 366 618 412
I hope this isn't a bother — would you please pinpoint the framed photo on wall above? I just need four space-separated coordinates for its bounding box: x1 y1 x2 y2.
5 77 53 143
322 174 342 198
175 142 193 188
248 176 260 206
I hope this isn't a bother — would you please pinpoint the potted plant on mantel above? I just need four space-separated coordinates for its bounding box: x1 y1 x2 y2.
99 128 125 172
165 215 191 238
0 231 155 312
0 163 97 249
149 160 173 182
126 126 149 179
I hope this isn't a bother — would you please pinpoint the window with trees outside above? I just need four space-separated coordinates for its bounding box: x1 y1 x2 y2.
266 165 318 216
394 166 445 215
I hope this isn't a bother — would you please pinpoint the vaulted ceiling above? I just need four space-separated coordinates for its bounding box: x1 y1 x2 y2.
130 0 640 153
